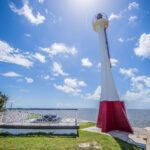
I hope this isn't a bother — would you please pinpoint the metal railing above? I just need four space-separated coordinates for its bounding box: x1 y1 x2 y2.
0 108 78 128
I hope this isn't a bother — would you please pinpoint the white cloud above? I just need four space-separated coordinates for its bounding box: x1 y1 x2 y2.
120 67 150 107
17 78 23 82
129 16 137 23
54 78 86 95
42 75 54 80
52 62 68 76
49 12 62 23
54 84 81 95
81 58 92 67
45 9 48 14
109 2 138 22
2 72 21 77
40 43 77 57
33 53 46 63
127 37 136 42
97 58 117 69
64 78 86 88
122 88 150 103
0 40 33 67
64 78 78 88
128 2 139 10
97 62 101 68
24 33 31 37
25 77 34 83
122 75 150 107
9 0 45 25
110 58 118 67
78 81 87 87
96 62 101 72
134 33 150 58
131 76 150 88
118 38 124 43
108 13 121 21
119 68 138 77
96 62 101 71
84 86 101 100
43 75 50 80
119 68 150 104
38 0 44 3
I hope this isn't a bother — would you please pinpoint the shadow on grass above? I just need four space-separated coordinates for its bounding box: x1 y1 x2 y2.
113 137 145 150
0 132 78 138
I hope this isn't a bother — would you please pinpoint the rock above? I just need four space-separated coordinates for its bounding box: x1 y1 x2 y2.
78 142 90 148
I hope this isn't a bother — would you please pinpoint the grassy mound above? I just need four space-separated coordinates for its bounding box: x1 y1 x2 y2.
0 123 143 150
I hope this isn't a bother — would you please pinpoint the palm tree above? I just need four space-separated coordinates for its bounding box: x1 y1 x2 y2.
0 91 8 111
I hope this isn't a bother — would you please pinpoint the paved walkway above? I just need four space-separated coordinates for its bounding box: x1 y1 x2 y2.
147 130 150 150
81 126 146 149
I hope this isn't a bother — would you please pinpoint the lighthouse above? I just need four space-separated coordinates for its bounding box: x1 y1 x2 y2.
93 13 133 133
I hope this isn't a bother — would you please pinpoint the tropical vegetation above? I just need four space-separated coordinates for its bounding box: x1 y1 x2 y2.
0 91 8 111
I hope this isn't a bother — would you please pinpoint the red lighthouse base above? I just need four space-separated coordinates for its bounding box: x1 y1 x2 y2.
97 101 133 133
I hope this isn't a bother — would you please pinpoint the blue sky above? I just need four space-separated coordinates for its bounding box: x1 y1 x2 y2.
0 0 150 109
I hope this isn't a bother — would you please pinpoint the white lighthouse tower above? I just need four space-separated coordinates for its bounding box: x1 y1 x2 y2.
93 13 133 133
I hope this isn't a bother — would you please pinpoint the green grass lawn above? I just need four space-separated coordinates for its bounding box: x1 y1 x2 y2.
0 123 144 150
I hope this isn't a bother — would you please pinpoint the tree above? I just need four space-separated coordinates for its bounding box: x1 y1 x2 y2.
0 91 8 111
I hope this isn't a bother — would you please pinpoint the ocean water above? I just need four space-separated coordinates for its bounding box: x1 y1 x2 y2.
78 108 150 128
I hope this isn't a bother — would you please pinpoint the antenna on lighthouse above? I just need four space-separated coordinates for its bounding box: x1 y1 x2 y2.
93 12 133 133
